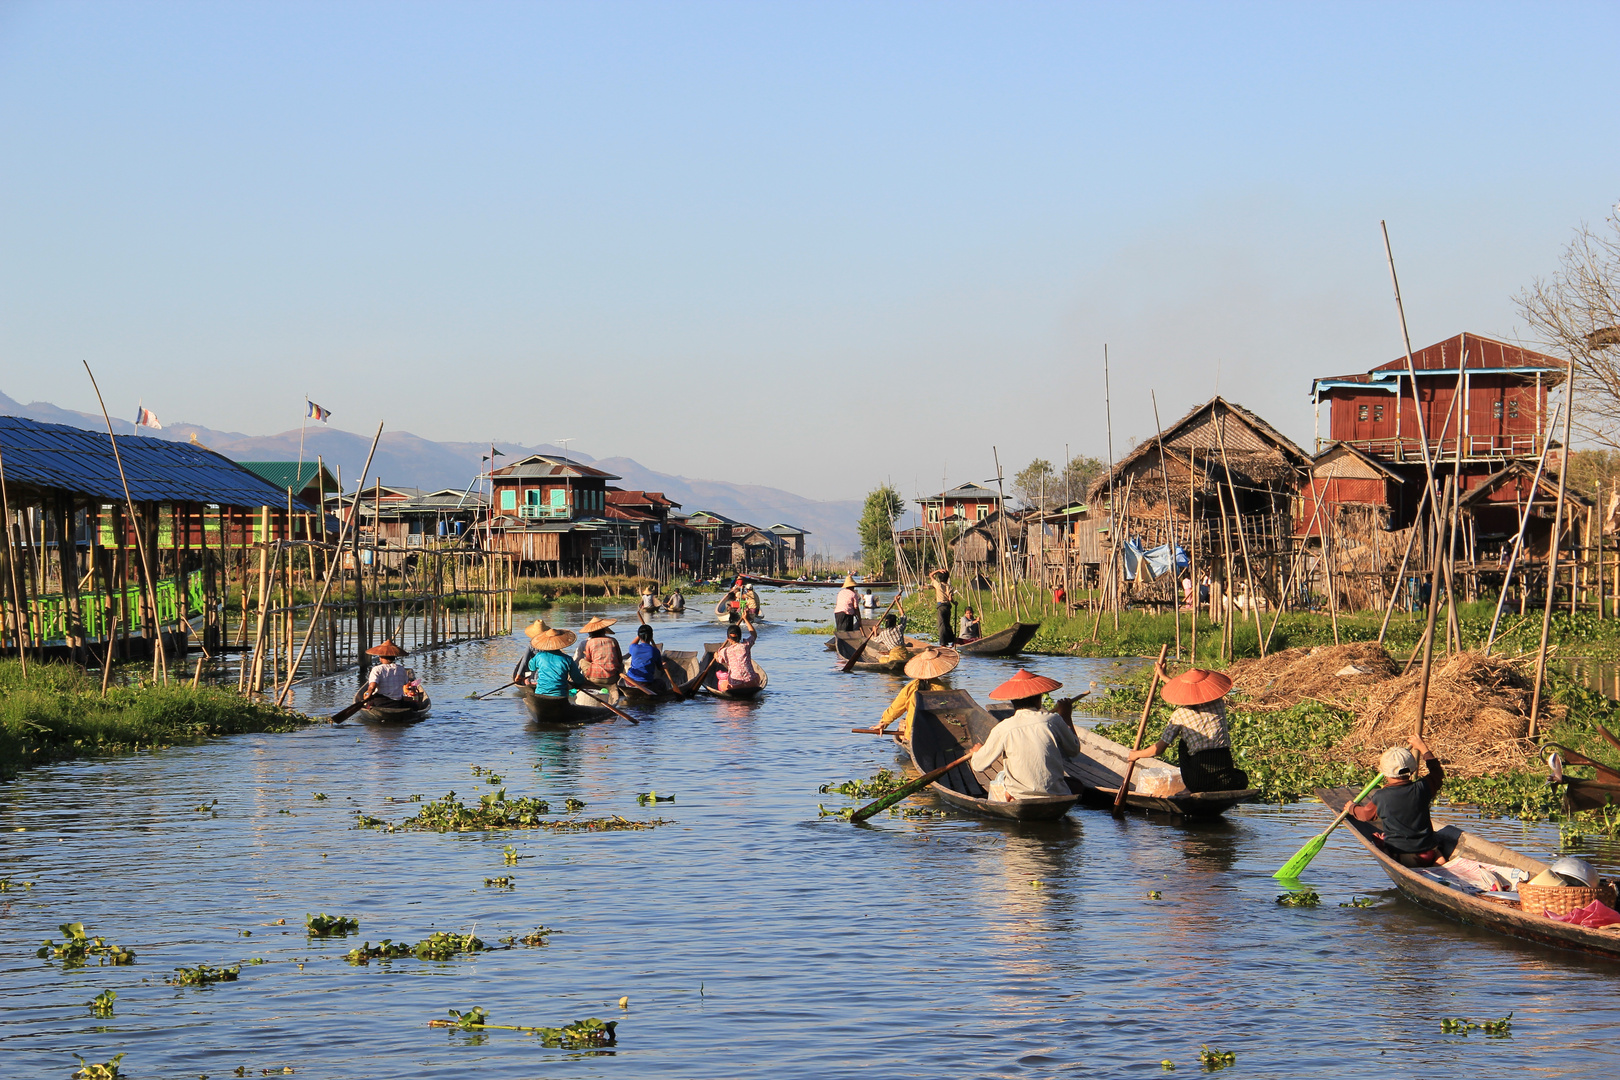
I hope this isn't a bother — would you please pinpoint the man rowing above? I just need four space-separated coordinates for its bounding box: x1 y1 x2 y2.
1126 667 1249 793
970 669 1080 802
362 641 411 706
1346 736 1448 866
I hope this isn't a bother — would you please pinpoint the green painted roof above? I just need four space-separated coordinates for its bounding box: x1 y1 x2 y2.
235 461 337 494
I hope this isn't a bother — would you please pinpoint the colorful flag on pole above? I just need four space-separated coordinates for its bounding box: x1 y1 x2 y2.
307 400 332 422
134 405 162 429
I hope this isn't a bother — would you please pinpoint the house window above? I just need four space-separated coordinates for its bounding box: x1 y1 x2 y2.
927 505 939 523
1508 399 1519 418
1373 404 1384 422
1493 400 1503 420
500 490 516 511
976 504 989 521
1358 404 1368 421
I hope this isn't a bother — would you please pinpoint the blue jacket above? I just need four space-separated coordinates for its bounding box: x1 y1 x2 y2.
626 641 663 684
528 650 585 697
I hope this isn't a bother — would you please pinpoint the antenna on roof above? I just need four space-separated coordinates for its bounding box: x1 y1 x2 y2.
553 437 575 463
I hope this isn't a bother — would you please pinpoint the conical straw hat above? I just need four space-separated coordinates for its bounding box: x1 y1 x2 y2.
365 640 406 658
988 668 1063 701
904 647 960 680
524 619 548 638
581 617 617 634
843 575 856 587
528 621 577 652
1160 668 1232 706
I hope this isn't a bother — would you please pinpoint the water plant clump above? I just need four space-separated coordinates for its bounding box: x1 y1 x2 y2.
1442 1013 1512 1037
563 797 587 813
1198 1045 1236 1070
37 923 135 966
540 815 672 833
353 812 389 830
71 1052 125 1079
500 927 555 947
167 962 241 986
86 989 116 1017
306 913 360 936
1340 896 1377 908
428 1007 618 1048
636 790 675 805
819 769 905 799
400 790 553 831
344 940 415 964
484 876 515 888
0 874 34 891
817 804 855 819
1276 890 1321 908
412 931 488 960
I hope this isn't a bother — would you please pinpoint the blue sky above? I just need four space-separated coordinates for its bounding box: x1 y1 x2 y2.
1 1 1616 502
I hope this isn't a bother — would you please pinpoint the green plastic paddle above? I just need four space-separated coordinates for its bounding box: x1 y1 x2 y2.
1273 775 1382 880
850 750 973 823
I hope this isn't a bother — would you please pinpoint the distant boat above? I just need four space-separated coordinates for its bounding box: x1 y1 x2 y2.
955 623 1041 657
740 575 898 589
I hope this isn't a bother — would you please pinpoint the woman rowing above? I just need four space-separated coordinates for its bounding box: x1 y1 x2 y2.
711 611 761 694
524 621 589 698
574 617 624 688
1125 667 1250 793
623 623 673 695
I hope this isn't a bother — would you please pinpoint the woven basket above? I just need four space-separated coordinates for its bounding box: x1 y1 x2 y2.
1519 879 1618 918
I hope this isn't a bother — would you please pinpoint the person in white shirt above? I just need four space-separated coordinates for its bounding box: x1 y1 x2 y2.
364 641 411 703
970 668 1080 801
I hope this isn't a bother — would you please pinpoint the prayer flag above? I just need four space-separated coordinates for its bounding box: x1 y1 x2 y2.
492 447 505 457
134 405 162 430
307 400 332 422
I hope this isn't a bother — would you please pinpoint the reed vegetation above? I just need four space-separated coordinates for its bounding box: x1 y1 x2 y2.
0 660 315 778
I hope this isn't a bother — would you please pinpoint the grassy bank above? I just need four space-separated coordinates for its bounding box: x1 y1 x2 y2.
0 660 316 778
902 585 1620 663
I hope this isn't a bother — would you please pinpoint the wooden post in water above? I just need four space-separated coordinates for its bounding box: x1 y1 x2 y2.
1530 363 1578 736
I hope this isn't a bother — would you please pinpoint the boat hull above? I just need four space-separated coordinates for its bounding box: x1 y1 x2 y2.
899 689 1078 821
956 623 1040 656
519 689 615 725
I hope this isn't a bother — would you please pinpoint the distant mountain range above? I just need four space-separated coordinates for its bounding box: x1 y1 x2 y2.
0 390 861 555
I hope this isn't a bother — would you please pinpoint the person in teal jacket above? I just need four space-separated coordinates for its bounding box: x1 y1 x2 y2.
525 622 587 698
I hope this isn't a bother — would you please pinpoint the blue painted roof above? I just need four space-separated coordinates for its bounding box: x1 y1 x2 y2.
0 414 302 508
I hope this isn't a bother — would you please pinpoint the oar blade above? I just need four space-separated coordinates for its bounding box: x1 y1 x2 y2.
1273 833 1326 880
850 776 928 822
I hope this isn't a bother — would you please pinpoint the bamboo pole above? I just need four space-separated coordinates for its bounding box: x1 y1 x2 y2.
1530 363 1578 736
83 362 167 683
1411 475 1456 739
1188 449 1198 661
1214 409 1266 656
0 439 29 675
1151 392 1181 660
1103 344 1119 632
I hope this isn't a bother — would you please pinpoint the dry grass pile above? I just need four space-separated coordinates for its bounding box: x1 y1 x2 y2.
1227 642 1400 710
1342 651 1548 776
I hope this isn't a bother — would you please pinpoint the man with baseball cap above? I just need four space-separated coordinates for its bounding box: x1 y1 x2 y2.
1346 735 1448 867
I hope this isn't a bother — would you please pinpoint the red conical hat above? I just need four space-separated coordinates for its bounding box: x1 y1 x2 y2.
1161 668 1232 706
366 640 407 658
988 668 1063 701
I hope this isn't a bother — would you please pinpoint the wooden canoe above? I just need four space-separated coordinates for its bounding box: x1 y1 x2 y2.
1315 785 1620 960
1059 723 1257 817
895 689 1078 821
828 631 932 673
350 691 431 724
519 689 615 725
699 644 768 699
1543 740 1620 812
616 649 706 702
955 622 1040 656
740 575 898 588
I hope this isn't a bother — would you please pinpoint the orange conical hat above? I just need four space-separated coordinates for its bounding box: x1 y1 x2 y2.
988 668 1063 701
1160 668 1232 706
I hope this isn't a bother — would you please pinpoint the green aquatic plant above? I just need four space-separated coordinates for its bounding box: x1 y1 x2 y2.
888 806 945 818
0 875 34 891
428 1008 618 1048
192 799 218 812
1148 891 1163 900
71 1052 125 1079
819 769 905 798
1442 1013 1512 1037
484 876 515 888
400 790 553 831
499 927 554 947
1198 1045 1236 1071
352 812 388 830
1276 890 1321 908
306 913 359 937
413 931 488 960
313 792 328 801
501 845 524 865
344 940 414 964
636 790 675 805
540 815 671 833
817 804 855 819
1340 896 1376 908
563 797 587 813
37 923 135 966
167 963 240 986
86 989 116 1017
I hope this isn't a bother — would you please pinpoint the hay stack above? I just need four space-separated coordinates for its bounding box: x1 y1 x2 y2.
1227 643 1399 710
1343 651 1545 776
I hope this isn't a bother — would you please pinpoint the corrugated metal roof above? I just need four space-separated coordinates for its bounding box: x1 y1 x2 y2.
235 461 335 494
1370 332 1566 375
0 415 297 507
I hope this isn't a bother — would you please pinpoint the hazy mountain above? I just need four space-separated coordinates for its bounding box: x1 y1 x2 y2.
0 391 858 554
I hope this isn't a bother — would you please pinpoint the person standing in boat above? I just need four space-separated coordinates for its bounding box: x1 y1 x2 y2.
362 641 410 705
575 617 624 688
712 612 761 693
1126 668 1250 793
969 669 1080 801
929 568 956 646
1346 737 1448 867
833 575 861 633
958 606 981 641
526 622 587 698
624 623 672 695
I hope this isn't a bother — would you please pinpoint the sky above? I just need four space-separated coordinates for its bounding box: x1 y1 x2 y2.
2 1 1617 505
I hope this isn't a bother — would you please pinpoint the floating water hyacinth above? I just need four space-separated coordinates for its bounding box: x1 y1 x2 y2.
636 790 675 805
167 963 240 986
38 923 135 966
428 1007 618 1048
540 815 670 833
399 790 553 831
86 989 116 1017
1198 1045 1235 1070
1275 890 1321 908
484 876 514 888
71 1052 125 1079
306 913 359 936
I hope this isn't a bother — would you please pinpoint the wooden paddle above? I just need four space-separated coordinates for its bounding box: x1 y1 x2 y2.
841 588 905 673
576 687 640 724
1273 775 1382 880
466 680 518 700
850 750 974 823
330 694 371 725
1112 644 1170 815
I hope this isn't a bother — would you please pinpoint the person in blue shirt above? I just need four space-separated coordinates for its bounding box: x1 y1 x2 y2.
624 624 671 694
526 622 587 698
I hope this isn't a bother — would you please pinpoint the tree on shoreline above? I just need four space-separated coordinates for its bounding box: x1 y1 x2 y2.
1015 455 1105 510
857 485 904 578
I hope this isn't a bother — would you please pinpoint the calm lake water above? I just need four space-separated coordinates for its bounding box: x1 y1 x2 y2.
2 587 1618 1079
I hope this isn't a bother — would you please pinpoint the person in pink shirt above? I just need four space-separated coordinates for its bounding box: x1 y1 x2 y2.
714 612 760 692
833 575 861 633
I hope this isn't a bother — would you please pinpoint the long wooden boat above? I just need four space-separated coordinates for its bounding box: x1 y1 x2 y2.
616 649 706 702
956 622 1041 657
1545 730 1620 812
350 690 432 724
1315 785 1620 960
1060 724 1257 817
827 631 932 673
518 688 615 725
895 689 1078 821
739 575 898 589
699 644 769 699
